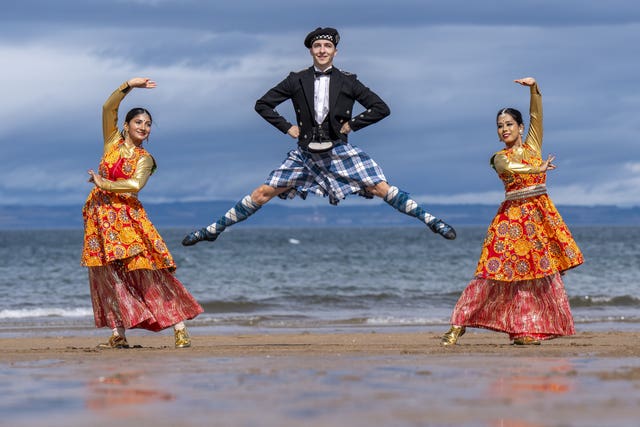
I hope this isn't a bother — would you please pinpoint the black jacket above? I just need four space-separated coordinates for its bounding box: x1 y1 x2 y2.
255 66 390 149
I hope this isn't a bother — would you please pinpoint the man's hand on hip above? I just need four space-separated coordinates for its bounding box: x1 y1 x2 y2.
340 122 352 134
287 126 300 139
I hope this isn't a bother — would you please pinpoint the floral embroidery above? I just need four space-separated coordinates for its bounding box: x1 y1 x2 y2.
118 209 131 223
502 263 514 280
513 239 531 256
122 159 134 175
525 222 537 237
496 221 509 237
515 260 530 275
509 224 523 240
487 257 501 273
538 256 551 271
88 236 101 250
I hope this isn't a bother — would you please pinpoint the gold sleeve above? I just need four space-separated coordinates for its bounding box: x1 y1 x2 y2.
102 81 132 145
524 82 543 154
99 155 155 193
492 152 540 175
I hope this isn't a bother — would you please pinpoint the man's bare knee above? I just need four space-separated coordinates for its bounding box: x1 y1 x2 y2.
251 185 287 205
367 181 391 198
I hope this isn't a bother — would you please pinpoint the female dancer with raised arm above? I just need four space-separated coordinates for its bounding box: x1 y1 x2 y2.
82 77 203 348
442 77 583 346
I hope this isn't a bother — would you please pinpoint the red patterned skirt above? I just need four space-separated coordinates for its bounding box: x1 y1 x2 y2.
88 263 203 331
450 273 574 340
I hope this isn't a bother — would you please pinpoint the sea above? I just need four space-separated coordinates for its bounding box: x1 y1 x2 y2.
0 226 638 338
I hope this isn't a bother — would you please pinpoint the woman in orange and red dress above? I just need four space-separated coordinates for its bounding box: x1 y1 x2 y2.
442 77 583 346
82 77 203 348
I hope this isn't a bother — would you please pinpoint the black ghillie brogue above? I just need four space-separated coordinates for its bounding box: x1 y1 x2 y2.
428 219 457 240
181 228 217 246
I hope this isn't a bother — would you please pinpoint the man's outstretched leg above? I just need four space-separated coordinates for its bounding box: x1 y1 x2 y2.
379 184 457 240
182 185 289 246
181 195 261 246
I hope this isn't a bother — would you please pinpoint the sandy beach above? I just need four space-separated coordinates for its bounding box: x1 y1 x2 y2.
2 329 640 427
2 330 640 360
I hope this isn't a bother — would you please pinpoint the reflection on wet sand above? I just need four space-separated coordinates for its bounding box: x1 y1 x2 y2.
489 359 574 397
487 359 575 427
86 371 174 411
1 331 640 427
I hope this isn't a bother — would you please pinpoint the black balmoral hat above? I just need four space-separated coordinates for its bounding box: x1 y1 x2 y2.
304 27 340 48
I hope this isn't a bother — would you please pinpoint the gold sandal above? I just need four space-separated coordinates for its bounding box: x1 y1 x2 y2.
441 325 466 346
513 336 541 345
97 334 129 349
174 328 191 348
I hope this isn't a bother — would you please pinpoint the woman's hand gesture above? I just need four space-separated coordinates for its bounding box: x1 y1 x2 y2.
87 169 105 188
127 77 157 89
514 77 536 87
540 154 556 172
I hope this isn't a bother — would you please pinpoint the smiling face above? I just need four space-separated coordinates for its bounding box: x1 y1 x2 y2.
497 112 524 147
310 39 336 70
124 113 152 145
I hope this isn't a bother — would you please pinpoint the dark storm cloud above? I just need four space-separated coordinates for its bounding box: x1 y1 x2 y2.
1 1 639 206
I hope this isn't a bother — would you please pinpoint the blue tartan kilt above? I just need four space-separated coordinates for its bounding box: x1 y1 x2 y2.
265 143 387 205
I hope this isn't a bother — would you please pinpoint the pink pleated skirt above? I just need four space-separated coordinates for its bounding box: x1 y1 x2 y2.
88 264 204 332
450 272 574 341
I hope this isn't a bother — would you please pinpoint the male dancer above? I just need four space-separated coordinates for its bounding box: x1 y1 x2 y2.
182 27 456 246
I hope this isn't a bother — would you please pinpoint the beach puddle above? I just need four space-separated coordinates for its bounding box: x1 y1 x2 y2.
1 355 640 427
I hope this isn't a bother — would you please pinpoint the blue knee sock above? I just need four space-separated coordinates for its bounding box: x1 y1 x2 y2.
206 195 261 235
384 186 435 225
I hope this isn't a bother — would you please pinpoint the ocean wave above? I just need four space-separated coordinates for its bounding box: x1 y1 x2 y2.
199 293 404 313
191 314 450 328
365 316 447 326
190 314 314 328
1 308 640 330
200 300 275 313
569 295 640 307
0 307 93 319
574 315 640 324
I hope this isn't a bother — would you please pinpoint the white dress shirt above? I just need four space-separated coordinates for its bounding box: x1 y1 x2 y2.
313 66 331 124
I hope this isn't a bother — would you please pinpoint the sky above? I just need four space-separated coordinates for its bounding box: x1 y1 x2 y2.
1 0 639 208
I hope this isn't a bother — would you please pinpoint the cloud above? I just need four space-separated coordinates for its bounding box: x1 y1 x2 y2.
1 2 639 208
4 1 640 33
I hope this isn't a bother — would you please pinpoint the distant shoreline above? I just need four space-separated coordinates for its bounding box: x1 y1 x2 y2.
1 201 638 229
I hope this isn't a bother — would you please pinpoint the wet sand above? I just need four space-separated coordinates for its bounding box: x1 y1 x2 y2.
2 330 640 426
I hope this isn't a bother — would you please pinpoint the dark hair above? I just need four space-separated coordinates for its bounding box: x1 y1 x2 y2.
496 107 523 125
125 107 152 124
